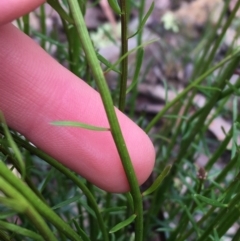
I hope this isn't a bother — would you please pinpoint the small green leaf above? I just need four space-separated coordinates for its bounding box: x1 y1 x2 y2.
194 85 221 92
125 192 134 212
47 0 74 24
128 2 154 39
109 214 137 233
107 0 121 14
51 195 82 210
105 39 157 74
0 220 44 241
142 165 171 196
226 80 240 96
101 206 127 214
126 48 144 94
162 115 188 120
96 52 121 74
51 121 110 131
72 219 90 241
193 194 228 208
213 228 220 241
0 211 17 220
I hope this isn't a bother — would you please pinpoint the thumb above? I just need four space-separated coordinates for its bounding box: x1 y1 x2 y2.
0 24 155 193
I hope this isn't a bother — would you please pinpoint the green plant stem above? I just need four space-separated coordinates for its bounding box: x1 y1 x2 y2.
161 101 186 165
180 0 240 150
188 78 240 123
205 122 234 171
129 0 146 116
192 0 230 78
195 191 240 241
145 48 240 133
0 176 57 241
67 1 143 240
118 0 128 111
86 182 97 241
232 227 240 241
179 167 240 241
216 207 240 238
3 131 109 241
176 57 240 163
0 145 46 203
22 14 29 35
40 4 46 49
0 231 11 241
0 161 82 241
173 180 204 241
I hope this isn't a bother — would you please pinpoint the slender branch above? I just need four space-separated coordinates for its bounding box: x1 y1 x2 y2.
118 0 128 111
67 1 143 240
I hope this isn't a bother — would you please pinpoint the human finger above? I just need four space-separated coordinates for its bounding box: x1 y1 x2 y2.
0 24 155 193
0 0 45 26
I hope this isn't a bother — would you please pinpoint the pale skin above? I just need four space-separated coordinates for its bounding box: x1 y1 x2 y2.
0 0 155 193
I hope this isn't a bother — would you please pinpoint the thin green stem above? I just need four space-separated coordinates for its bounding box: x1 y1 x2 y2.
176 57 240 163
232 227 240 241
145 48 240 133
67 1 143 240
187 78 240 124
174 180 204 241
3 131 109 241
86 182 97 241
130 0 146 116
0 230 11 241
40 4 46 49
192 0 230 78
195 192 240 241
0 176 57 241
118 0 128 111
0 161 82 241
0 145 46 203
179 166 240 241
22 14 29 35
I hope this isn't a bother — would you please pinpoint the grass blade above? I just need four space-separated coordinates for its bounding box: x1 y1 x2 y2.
51 121 110 131
128 2 154 39
109 214 137 233
142 165 171 196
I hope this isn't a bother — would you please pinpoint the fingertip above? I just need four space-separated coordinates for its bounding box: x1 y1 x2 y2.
116 112 156 192
0 0 45 25
0 24 155 193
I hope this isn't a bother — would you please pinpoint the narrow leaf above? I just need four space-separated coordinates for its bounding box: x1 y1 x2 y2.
72 220 90 241
101 206 127 214
47 0 74 24
96 52 121 74
128 2 154 39
109 214 137 233
193 194 228 208
107 0 121 14
142 165 171 196
104 39 157 74
194 85 221 92
51 195 82 210
51 121 110 131
126 48 144 94
0 211 17 220
226 80 240 96
0 220 44 241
